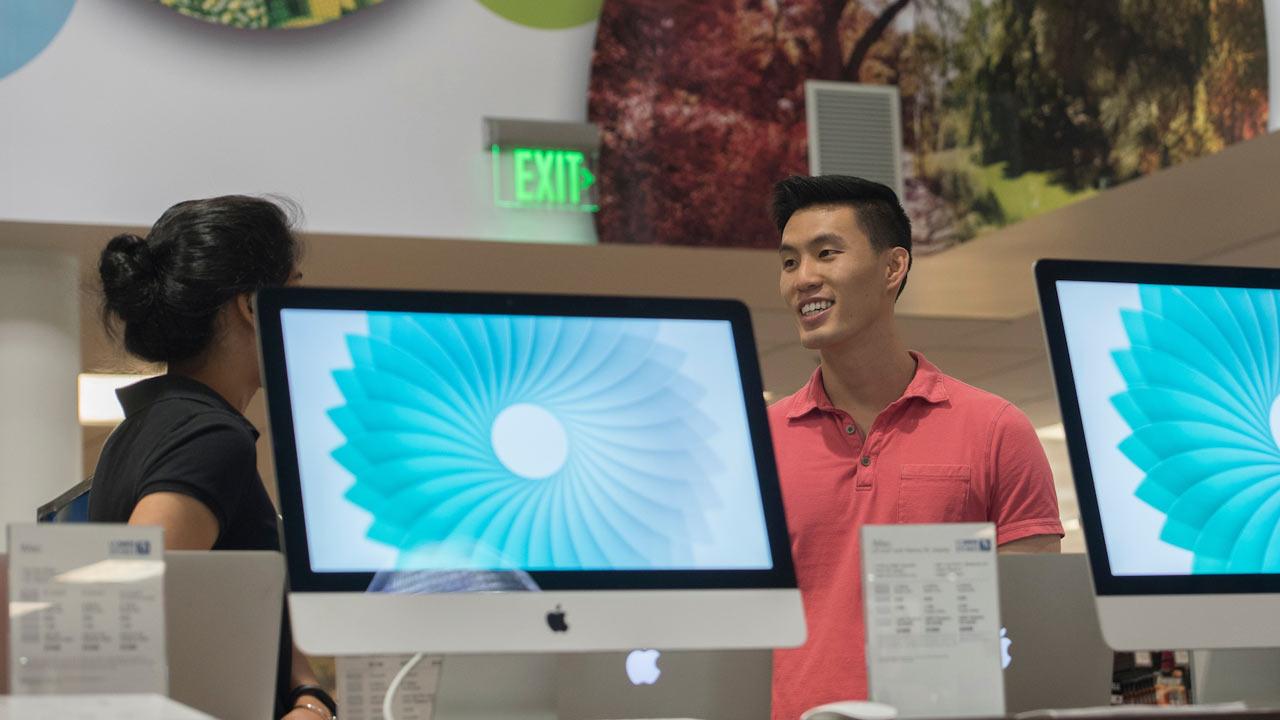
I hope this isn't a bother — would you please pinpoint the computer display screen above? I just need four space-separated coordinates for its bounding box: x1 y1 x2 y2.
257 289 795 593
1039 261 1280 594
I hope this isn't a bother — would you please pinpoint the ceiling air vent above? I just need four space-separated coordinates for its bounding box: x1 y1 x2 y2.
804 81 902 196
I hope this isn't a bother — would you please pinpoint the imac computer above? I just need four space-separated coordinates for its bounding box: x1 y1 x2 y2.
1036 259 1280 650
255 287 805 656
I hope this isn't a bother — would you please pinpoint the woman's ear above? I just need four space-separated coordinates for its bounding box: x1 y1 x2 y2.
235 293 254 327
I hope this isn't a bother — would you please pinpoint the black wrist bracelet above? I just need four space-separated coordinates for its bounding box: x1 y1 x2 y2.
288 684 337 719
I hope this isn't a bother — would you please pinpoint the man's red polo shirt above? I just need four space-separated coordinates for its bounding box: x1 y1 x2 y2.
769 353 1063 720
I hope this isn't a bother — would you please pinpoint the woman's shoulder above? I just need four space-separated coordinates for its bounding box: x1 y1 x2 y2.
127 399 256 452
89 402 255 521
156 405 258 465
166 403 257 441
100 399 258 492
118 376 257 438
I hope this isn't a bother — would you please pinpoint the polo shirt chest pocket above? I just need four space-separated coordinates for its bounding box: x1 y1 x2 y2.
896 463 972 524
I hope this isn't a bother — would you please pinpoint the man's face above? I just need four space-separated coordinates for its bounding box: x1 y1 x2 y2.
778 205 899 351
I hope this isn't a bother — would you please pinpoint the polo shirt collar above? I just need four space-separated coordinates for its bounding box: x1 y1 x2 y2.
117 374 260 439
784 350 949 420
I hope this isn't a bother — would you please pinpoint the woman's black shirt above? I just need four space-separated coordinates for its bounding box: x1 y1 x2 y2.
88 375 278 549
88 374 291 716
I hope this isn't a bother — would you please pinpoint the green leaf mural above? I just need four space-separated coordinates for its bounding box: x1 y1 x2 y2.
475 0 602 29
154 0 386 29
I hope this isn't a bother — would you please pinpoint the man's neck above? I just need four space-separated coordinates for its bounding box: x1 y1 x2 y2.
817 327 917 431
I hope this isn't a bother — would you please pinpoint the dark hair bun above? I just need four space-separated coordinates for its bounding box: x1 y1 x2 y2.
99 233 160 325
98 196 300 365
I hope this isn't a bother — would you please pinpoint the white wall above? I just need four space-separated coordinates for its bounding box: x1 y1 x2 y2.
0 0 597 243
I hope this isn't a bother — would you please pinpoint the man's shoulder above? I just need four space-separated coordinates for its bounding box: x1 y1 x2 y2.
767 385 809 426
927 368 1044 450
932 368 1015 416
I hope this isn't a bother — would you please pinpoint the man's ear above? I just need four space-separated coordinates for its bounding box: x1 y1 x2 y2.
885 247 910 295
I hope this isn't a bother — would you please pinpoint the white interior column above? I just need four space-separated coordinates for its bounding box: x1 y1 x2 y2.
0 248 81 550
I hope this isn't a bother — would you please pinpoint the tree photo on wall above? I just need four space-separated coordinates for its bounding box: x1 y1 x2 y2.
587 0 1269 252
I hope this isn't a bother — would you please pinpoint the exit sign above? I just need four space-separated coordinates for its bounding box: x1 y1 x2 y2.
491 145 598 212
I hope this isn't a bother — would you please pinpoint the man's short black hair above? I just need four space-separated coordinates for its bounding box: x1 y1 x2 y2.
771 175 913 297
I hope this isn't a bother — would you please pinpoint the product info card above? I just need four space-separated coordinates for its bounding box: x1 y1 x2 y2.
862 523 1004 718
7 524 167 695
337 654 443 720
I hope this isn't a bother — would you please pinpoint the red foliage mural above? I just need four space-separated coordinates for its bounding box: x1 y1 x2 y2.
588 0 1269 252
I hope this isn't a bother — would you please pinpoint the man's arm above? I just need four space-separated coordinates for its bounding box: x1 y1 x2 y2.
999 534 1061 554
988 404 1065 547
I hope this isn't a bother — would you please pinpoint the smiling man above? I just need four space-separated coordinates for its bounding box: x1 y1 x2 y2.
767 175 1064 720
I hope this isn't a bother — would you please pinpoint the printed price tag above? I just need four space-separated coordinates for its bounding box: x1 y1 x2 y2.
862 523 1004 718
7 524 166 695
336 654 443 720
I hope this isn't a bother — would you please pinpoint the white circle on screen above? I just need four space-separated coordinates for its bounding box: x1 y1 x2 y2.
491 403 569 479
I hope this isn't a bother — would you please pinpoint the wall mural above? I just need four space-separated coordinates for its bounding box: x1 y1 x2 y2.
153 0 385 29
0 0 76 80
151 0 604 30
476 0 603 29
588 0 1270 252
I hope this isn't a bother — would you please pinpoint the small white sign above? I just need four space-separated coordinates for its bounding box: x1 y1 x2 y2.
336 654 443 720
862 523 1005 718
7 524 167 695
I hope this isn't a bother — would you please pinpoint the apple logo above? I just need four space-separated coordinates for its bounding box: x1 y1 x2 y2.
1000 626 1013 669
546 604 569 633
625 649 661 685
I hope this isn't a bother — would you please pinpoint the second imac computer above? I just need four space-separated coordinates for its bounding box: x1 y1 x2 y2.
255 287 805 656
1037 259 1280 650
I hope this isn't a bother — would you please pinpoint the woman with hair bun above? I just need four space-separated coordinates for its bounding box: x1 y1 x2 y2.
90 196 336 720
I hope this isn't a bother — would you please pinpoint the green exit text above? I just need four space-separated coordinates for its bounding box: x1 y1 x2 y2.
492 146 598 212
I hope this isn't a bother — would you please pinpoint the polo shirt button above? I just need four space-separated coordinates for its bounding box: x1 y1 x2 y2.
845 424 856 435
860 456 871 467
